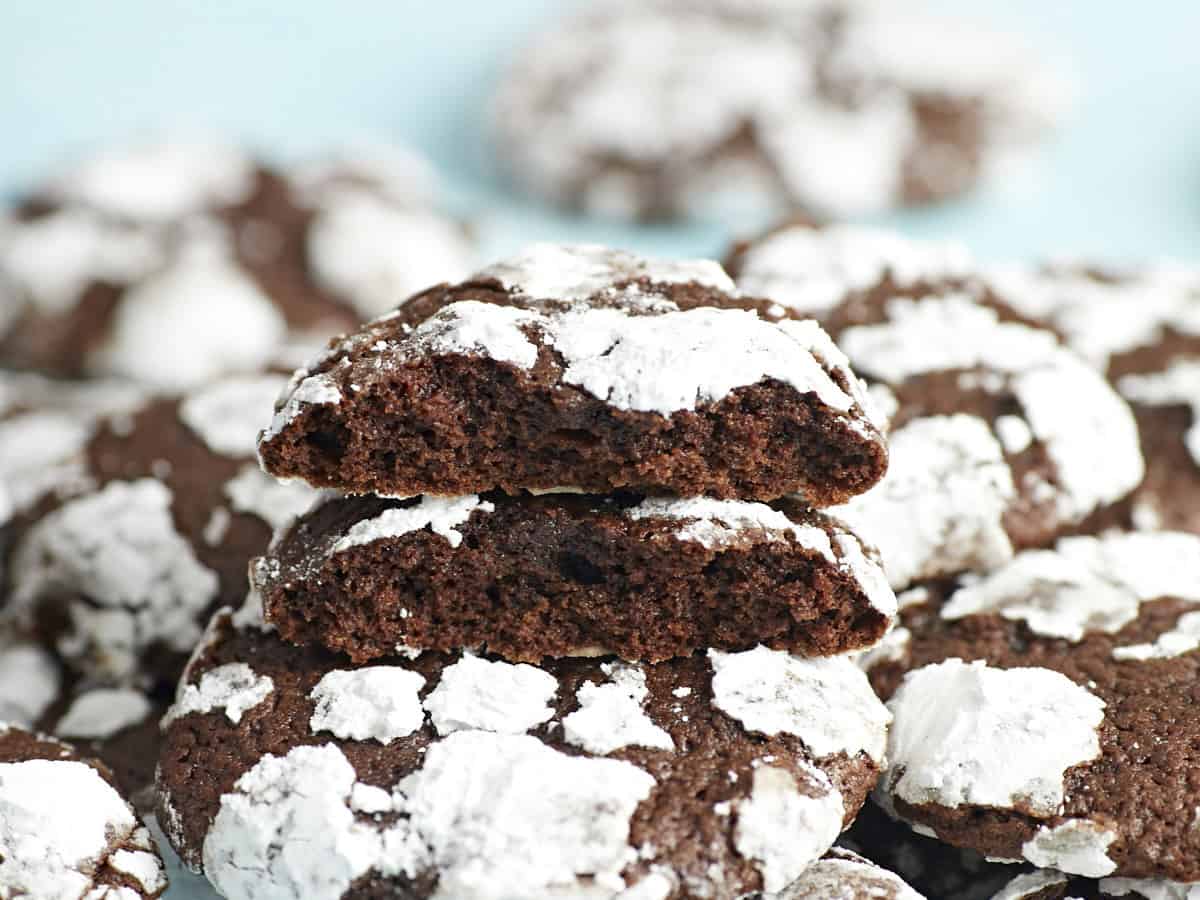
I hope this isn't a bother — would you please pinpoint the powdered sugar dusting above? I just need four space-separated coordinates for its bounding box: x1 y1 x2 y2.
563 662 674 755
309 667 426 743
165 662 274 726
1113 611 1200 661
56 687 153 740
991 870 1071 900
883 658 1105 817
332 495 495 552
0 640 60 726
942 531 1200 642
1119 360 1200 467
709 646 890 763
734 224 972 317
627 496 834 558
264 372 343 440
10 478 219 681
1100 876 1200 899
774 848 925 900
423 653 558 736
1021 819 1118 878
224 464 318 535
180 374 288 458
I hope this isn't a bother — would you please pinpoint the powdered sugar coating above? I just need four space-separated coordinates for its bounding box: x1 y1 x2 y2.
709 646 890 763
882 658 1106 817
264 372 343 440
478 243 734 301
88 240 287 389
1022 819 1118 878
179 374 289 458
48 137 255 223
941 532 1200 642
734 224 973 317
0 639 61 726
1100 877 1200 899
309 667 426 743
775 848 925 900
563 662 674 755
0 411 96 515
10 478 219 681
224 464 318 535
164 662 274 727
1119 360 1200 466
734 763 844 893
0 754 161 898
423 653 558 736
991 870 1071 900
839 294 1145 522
332 494 496 551
833 414 1016 590
56 688 153 740
628 496 835 556
1113 611 1200 661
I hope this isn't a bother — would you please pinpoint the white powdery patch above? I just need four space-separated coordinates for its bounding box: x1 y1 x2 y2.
164 662 274 727
991 869 1071 900
774 848 925 900
50 137 255 223
307 192 474 320
1100 877 1200 899
1119 360 1200 467
89 239 287 389
628 496 834 557
734 224 973 317
179 373 289 458
883 658 1105 817
832 414 1016 590
423 653 557 736
708 646 890 763
1022 819 1118 878
854 625 912 674
56 687 153 740
204 744 422 900
562 662 674 755
476 243 734 301
333 495 495 552
224 464 319 535
0 410 95 515
0 758 142 898
0 639 60 727
110 838 169 894
0 207 161 313
942 531 1200 642
1114 611 1200 661
10 478 219 681
263 370 344 440
733 764 844 894
309 667 426 743
398 730 656 899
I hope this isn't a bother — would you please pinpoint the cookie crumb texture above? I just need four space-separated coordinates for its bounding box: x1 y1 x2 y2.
259 244 888 504
869 531 1200 882
253 491 894 663
157 610 890 900
0 723 167 899
492 1 1066 222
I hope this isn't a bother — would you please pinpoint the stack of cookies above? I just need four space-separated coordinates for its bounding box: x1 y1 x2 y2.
156 243 918 899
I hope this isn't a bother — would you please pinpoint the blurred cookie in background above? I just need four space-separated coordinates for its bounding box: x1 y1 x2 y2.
492 0 1068 223
984 263 1200 536
1 371 316 689
0 137 476 387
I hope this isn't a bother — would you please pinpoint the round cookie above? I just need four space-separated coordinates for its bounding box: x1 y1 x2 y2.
0 722 167 898
991 869 1200 900
3 372 316 687
984 263 1200 536
492 1 1065 222
727 223 1145 590
0 138 474 386
157 602 891 900
867 530 1200 882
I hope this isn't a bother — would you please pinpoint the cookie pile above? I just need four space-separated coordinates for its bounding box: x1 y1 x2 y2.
156 243 918 899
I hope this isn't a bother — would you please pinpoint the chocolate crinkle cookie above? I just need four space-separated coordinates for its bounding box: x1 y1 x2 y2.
0 722 167 898
0 137 474 386
157 603 891 900
990 868 1200 899
2 371 316 687
728 223 1145 590
984 262 1200 536
865 530 1200 883
258 243 889 504
491 0 1068 222
252 490 896 663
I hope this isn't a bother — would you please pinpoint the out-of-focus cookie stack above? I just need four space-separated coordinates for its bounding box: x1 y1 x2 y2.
154 242 933 899
730 221 1200 899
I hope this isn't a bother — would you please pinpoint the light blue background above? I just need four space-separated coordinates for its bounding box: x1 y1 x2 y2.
2 0 1198 266
0 3 1196 897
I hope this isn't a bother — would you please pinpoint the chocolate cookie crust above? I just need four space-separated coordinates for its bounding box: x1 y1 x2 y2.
158 607 889 899
0 723 167 898
869 531 1200 882
253 491 895 663
259 244 888 504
